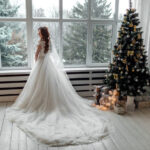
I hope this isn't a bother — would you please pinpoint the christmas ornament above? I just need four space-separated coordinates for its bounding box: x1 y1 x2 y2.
127 51 134 56
138 34 141 39
129 23 133 27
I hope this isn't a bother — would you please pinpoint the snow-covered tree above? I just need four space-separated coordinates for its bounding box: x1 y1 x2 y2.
63 0 112 64
0 0 27 67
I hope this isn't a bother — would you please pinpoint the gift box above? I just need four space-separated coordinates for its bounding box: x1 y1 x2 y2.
137 101 150 109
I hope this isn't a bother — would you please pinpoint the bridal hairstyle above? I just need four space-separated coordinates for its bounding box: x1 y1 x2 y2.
38 26 50 53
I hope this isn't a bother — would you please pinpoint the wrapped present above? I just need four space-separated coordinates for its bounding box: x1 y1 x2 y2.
135 96 143 101
126 96 135 112
142 96 150 101
137 101 150 109
92 85 104 105
114 104 126 115
101 86 109 94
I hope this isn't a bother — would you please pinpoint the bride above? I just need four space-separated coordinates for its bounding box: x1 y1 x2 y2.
6 26 113 146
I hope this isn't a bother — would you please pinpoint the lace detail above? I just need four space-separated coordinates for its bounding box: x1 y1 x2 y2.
38 40 47 59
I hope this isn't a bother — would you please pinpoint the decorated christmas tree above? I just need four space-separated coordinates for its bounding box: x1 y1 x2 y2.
105 0 149 99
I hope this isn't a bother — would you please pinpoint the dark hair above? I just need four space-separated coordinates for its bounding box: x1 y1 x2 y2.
38 26 50 53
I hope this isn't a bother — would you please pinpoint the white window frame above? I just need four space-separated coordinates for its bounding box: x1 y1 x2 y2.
0 0 121 70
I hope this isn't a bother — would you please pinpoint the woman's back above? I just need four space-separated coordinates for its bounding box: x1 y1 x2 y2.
38 40 50 59
5 26 112 147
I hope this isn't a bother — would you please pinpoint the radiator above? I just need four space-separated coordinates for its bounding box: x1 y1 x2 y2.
0 68 107 102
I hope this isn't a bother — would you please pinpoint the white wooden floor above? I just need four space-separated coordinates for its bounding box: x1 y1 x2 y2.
0 102 150 150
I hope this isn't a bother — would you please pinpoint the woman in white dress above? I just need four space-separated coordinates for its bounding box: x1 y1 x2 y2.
6 27 113 146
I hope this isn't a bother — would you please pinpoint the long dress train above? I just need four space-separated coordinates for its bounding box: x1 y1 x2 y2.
5 40 113 146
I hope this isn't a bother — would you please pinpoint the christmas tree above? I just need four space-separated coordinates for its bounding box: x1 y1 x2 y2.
106 0 149 99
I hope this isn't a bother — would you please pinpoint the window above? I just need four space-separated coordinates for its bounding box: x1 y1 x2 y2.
0 0 27 69
63 22 87 65
33 22 59 54
91 0 115 19
0 0 129 70
32 0 59 18
63 0 88 19
0 22 27 67
118 0 129 20
0 0 26 18
92 24 112 63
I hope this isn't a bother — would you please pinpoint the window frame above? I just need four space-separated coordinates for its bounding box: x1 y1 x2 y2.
0 0 121 70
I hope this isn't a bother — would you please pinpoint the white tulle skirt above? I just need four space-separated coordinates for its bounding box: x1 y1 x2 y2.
5 53 113 146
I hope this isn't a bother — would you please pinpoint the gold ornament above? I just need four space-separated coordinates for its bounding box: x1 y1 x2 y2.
126 65 129 71
117 44 122 50
132 68 135 72
138 34 141 39
113 74 118 80
137 53 141 58
129 23 133 27
127 51 134 56
122 59 127 64
132 39 136 44
134 25 137 32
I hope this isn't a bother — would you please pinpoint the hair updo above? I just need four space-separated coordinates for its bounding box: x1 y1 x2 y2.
38 26 50 53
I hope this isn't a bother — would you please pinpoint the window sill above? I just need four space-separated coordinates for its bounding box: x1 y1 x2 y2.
0 67 108 75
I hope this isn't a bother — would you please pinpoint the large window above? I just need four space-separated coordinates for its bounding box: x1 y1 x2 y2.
0 0 129 70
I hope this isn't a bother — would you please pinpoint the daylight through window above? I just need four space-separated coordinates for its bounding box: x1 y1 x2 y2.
0 0 129 69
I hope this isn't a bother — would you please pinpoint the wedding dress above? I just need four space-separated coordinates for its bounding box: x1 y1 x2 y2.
5 40 113 146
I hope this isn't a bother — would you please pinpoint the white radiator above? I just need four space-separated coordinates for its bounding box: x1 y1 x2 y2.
0 68 107 102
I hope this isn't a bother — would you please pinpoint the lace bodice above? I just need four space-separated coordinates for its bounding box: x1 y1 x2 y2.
38 40 50 59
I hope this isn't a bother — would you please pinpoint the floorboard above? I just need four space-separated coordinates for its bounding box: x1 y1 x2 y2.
81 143 94 150
19 130 27 150
102 137 119 150
48 146 58 150
26 136 38 150
0 103 7 136
0 102 13 150
104 111 143 150
10 123 20 150
1 102 150 150
92 141 106 150
123 111 150 150
38 145 48 150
